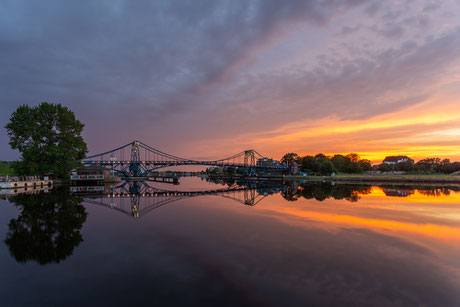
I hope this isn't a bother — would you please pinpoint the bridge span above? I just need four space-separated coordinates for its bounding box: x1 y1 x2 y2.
81 140 289 178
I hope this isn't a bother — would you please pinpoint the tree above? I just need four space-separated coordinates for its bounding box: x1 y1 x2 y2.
346 153 360 163
449 162 460 173
330 155 351 173
314 153 328 160
281 153 299 166
346 161 362 173
439 159 452 173
415 158 441 173
5 187 87 265
395 160 414 172
300 155 316 172
318 160 336 175
5 102 87 178
358 159 373 171
378 163 394 172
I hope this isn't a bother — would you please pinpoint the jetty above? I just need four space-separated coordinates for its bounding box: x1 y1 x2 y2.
0 176 53 190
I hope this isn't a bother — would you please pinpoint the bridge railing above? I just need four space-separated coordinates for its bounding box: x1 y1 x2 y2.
70 175 105 180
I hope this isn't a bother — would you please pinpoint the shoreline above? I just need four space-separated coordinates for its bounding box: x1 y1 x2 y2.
207 174 460 184
285 174 460 184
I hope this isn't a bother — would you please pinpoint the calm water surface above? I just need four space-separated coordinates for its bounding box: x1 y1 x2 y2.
1 178 460 306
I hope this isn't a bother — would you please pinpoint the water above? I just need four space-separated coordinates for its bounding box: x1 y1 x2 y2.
1 178 460 306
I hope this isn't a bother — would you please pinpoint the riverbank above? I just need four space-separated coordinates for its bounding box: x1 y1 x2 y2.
206 173 460 184
284 173 460 184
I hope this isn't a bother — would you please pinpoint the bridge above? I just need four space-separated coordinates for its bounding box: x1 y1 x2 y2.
81 140 288 178
73 181 284 218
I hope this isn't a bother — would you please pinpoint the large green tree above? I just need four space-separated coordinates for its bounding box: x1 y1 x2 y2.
5 102 87 178
5 187 87 265
280 153 299 166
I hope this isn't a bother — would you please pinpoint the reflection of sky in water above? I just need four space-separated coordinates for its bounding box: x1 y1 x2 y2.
1 182 460 306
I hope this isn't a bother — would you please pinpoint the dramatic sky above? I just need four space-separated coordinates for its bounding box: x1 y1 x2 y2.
1 0 460 162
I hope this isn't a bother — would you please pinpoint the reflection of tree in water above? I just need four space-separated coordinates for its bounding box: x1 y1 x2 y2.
280 184 300 201
381 185 460 198
418 187 451 197
281 183 460 202
5 186 87 265
282 183 372 202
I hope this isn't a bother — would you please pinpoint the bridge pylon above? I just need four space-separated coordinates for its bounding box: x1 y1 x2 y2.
244 150 256 167
128 141 147 178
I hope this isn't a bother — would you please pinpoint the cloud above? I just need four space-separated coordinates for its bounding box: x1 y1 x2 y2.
0 0 459 160
192 27 460 137
0 0 370 158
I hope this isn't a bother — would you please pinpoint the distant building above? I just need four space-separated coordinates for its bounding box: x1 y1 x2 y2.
70 165 111 185
382 156 414 165
257 158 282 167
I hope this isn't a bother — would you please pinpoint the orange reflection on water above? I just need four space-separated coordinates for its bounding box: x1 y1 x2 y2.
273 207 460 242
253 186 460 248
359 186 460 204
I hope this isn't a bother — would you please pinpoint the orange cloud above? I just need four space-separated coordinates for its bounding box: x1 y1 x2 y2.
227 90 460 162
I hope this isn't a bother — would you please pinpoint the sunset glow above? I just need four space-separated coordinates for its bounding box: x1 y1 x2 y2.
253 187 460 246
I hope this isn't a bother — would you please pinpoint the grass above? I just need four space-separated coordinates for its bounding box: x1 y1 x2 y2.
0 161 17 176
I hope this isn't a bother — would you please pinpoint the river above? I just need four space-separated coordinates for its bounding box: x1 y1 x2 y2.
1 177 460 306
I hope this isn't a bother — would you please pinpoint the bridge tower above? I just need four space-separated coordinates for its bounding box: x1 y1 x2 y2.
129 141 144 177
244 150 256 167
244 150 257 176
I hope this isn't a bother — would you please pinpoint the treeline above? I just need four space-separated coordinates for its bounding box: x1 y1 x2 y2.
281 153 372 175
0 161 16 176
378 158 460 174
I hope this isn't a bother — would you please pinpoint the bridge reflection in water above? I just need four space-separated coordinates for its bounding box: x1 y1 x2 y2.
71 180 290 218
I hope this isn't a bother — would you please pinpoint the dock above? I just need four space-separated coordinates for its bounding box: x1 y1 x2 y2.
0 176 53 190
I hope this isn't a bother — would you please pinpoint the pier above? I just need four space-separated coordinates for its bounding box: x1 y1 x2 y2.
0 176 53 190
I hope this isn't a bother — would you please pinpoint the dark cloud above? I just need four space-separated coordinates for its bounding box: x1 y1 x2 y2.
0 0 459 159
0 0 368 158
187 27 460 139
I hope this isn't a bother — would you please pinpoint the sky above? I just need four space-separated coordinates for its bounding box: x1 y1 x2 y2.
1 0 460 163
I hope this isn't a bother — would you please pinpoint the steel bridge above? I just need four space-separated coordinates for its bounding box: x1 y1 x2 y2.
81 140 288 178
74 181 278 218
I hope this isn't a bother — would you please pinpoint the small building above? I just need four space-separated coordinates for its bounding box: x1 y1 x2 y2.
382 156 414 165
257 157 272 166
257 158 283 167
70 165 111 185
